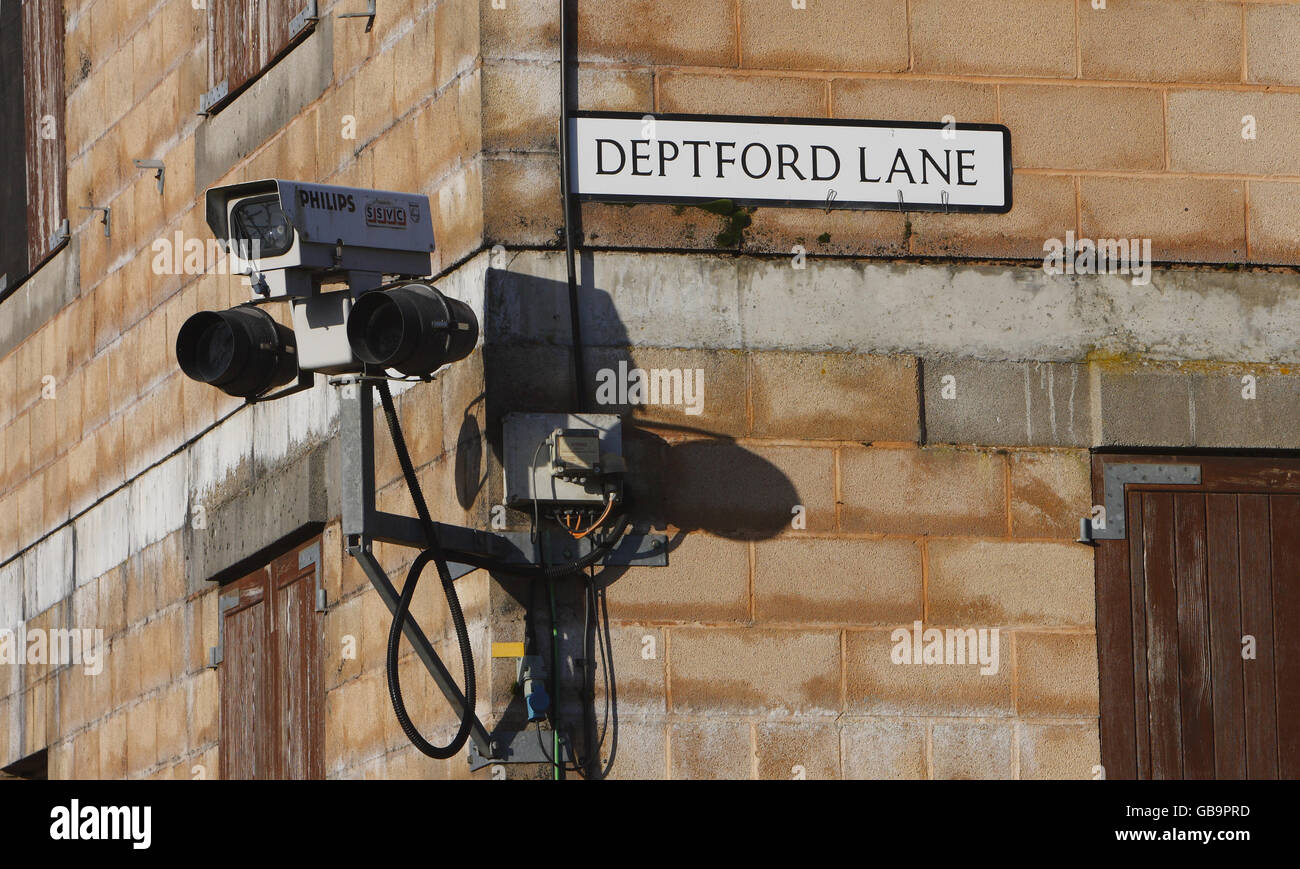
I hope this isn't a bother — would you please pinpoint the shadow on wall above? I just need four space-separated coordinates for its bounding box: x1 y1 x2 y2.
463 259 799 777
451 393 486 512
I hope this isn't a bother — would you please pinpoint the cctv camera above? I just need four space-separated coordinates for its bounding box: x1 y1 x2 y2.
205 179 436 298
181 180 442 383
177 181 480 401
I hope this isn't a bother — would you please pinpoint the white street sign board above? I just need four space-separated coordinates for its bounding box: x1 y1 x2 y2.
569 112 1012 213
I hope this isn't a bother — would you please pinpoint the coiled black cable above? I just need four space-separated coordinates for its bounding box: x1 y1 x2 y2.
376 378 632 760
378 380 475 759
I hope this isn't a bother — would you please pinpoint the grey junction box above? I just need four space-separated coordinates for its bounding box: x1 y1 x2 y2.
502 412 623 506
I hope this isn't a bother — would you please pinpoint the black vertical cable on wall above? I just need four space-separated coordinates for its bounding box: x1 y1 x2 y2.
559 0 588 412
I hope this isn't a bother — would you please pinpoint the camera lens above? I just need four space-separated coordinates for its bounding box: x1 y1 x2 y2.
176 307 298 398
194 318 235 383
347 283 478 376
364 300 404 363
230 194 294 259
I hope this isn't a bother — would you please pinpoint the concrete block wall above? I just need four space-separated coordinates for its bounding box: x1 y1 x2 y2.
2 0 487 564
3 0 1299 779
0 359 498 779
476 247 1300 777
575 440 1100 779
480 250 1111 778
481 0 1300 264
1 0 494 777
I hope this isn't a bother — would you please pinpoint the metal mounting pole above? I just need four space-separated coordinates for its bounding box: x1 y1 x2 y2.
336 377 494 758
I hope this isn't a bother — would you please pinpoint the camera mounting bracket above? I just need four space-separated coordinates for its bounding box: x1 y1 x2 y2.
334 375 665 766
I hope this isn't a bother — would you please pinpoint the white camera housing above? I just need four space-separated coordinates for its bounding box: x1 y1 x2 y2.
204 179 437 373
205 178 436 298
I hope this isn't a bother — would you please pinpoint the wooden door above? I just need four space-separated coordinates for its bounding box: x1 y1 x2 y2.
23 0 65 269
0 0 66 292
219 570 276 780
273 547 324 779
219 538 324 779
1094 454 1300 779
208 0 312 112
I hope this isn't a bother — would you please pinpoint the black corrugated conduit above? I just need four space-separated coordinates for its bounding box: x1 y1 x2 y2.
378 379 476 758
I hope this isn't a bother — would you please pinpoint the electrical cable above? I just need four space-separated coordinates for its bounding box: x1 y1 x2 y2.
377 380 476 759
530 437 547 545
579 568 596 776
567 492 615 539
548 574 561 780
375 385 630 762
566 569 611 779
375 502 627 760
437 506 630 580
559 0 587 411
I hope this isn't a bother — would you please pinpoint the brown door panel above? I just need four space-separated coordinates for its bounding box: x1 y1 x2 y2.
1272 496 1300 778
1095 454 1300 780
1205 493 1246 779
218 538 324 780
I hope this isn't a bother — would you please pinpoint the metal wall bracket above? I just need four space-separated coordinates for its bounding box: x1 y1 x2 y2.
207 593 242 668
79 205 110 238
1088 462 1202 541
493 527 668 569
298 541 328 612
133 159 165 194
338 0 376 32
199 80 229 115
290 1 320 39
335 375 663 569
338 378 497 760
47 218 70 250
245 369 315 406
335 375 666 767
467 730 572 772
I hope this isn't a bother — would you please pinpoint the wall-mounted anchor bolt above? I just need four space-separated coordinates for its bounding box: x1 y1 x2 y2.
79 205 111 238
338 0 376 32
47 218 70 250
133 159 165 194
